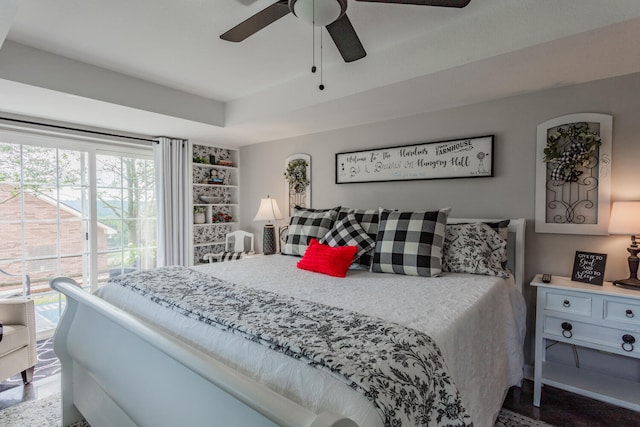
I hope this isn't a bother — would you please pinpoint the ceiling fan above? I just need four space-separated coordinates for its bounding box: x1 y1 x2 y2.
221 0 472 63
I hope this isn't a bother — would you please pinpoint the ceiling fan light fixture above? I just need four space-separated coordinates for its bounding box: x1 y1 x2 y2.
290 0 347 27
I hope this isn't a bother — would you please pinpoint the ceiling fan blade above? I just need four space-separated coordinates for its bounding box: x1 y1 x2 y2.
356 0 471 7
221 1 291 42
325 14 367 63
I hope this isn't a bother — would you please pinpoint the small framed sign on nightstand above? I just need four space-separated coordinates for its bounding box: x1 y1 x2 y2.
571 251 607 285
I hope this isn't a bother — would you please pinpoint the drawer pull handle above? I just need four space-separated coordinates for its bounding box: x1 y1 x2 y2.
626 309 634 318
622 334 635 352
563 300 571 308
561 322 573 339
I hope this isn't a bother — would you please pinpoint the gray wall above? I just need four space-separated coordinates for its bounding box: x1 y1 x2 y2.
239 72 640 368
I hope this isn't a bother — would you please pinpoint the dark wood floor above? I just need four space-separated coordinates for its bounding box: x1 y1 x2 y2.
0 373 59 412
503 380 640 427
1 375 639 426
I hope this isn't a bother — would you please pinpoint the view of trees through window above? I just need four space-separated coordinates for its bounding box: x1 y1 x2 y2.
0 139 156 335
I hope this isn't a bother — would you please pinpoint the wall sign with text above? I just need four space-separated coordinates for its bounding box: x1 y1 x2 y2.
335 135 494 184
571 251 607 285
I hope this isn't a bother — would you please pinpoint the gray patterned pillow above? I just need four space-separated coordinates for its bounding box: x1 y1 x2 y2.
320 213 376 262
282 207 339 256
372 208 450 277
442 222 510 278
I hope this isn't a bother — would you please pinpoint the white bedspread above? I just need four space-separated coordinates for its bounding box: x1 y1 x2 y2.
96 255 525 427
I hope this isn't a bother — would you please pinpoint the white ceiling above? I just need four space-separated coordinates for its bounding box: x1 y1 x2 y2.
1 0 640 146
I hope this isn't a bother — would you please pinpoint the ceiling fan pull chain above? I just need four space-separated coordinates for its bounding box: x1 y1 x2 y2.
319 27 325 90
311 0 316 73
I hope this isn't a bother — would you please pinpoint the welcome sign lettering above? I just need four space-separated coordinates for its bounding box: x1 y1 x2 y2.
335 135 494 184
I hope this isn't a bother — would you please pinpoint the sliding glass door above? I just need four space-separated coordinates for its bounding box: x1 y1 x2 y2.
0 132 156 337
95 153 157 283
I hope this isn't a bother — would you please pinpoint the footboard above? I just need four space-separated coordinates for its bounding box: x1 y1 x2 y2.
51 277 357 427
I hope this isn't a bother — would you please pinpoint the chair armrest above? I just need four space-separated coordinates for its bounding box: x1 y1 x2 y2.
202 253 223 263
0 299 35 327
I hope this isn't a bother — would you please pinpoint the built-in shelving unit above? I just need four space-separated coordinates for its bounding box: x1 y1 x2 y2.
191 144 239 265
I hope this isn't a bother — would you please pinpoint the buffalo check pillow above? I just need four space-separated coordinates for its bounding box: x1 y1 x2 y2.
372 207 450 277
337 208 380 268
282 207 339 256
320 213 376 262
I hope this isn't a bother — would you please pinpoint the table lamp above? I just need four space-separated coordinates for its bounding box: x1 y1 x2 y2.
253 195 283 255
608 201 640 289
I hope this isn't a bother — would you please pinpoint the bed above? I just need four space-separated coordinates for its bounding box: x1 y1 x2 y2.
51 217 526 427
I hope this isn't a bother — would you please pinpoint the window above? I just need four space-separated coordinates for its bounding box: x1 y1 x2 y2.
0 129 156 337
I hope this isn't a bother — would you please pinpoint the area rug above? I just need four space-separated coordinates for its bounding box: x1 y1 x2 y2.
0 392 554 427
495 408 555 427
0 338 61 393
0 393 87 427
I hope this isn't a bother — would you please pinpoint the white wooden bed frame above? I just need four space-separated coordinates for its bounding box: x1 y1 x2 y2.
51 218 525 427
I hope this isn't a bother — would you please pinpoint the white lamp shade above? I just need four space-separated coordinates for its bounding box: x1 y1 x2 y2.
253 197 283 222
290 0 345 27
608 201 640 235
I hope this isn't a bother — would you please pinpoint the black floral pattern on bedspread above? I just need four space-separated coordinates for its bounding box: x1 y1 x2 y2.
109 266 472 427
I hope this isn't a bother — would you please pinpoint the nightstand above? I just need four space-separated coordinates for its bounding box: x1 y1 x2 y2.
531 274 640 411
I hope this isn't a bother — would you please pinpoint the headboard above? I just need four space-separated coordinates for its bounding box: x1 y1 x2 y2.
447 218 526 295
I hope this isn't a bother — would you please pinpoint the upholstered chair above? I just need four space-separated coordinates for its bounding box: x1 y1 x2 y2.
0 298 37 384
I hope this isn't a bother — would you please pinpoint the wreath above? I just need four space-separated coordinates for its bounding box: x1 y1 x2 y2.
284 159 309 194
544 122 601 183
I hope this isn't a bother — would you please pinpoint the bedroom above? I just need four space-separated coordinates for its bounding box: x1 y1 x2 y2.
1 1 640 426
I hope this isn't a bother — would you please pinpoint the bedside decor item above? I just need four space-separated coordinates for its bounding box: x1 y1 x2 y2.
535 113 612 235
571 251 607 285
284 154 311 216
608 201 640 289
335 136 493 184
253 195 284 255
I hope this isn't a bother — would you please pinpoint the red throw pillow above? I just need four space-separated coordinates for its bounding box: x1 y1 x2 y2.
297 239 357 278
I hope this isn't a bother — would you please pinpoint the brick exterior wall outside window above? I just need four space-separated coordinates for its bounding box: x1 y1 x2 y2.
0 185 109 293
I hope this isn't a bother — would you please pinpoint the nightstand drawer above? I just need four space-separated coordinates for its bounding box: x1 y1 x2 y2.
605 299 640 326
545 291 591 316
544 316 640 356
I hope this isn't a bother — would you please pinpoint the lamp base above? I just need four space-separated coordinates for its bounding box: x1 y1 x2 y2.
613 277 640 290
263 224 276 255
